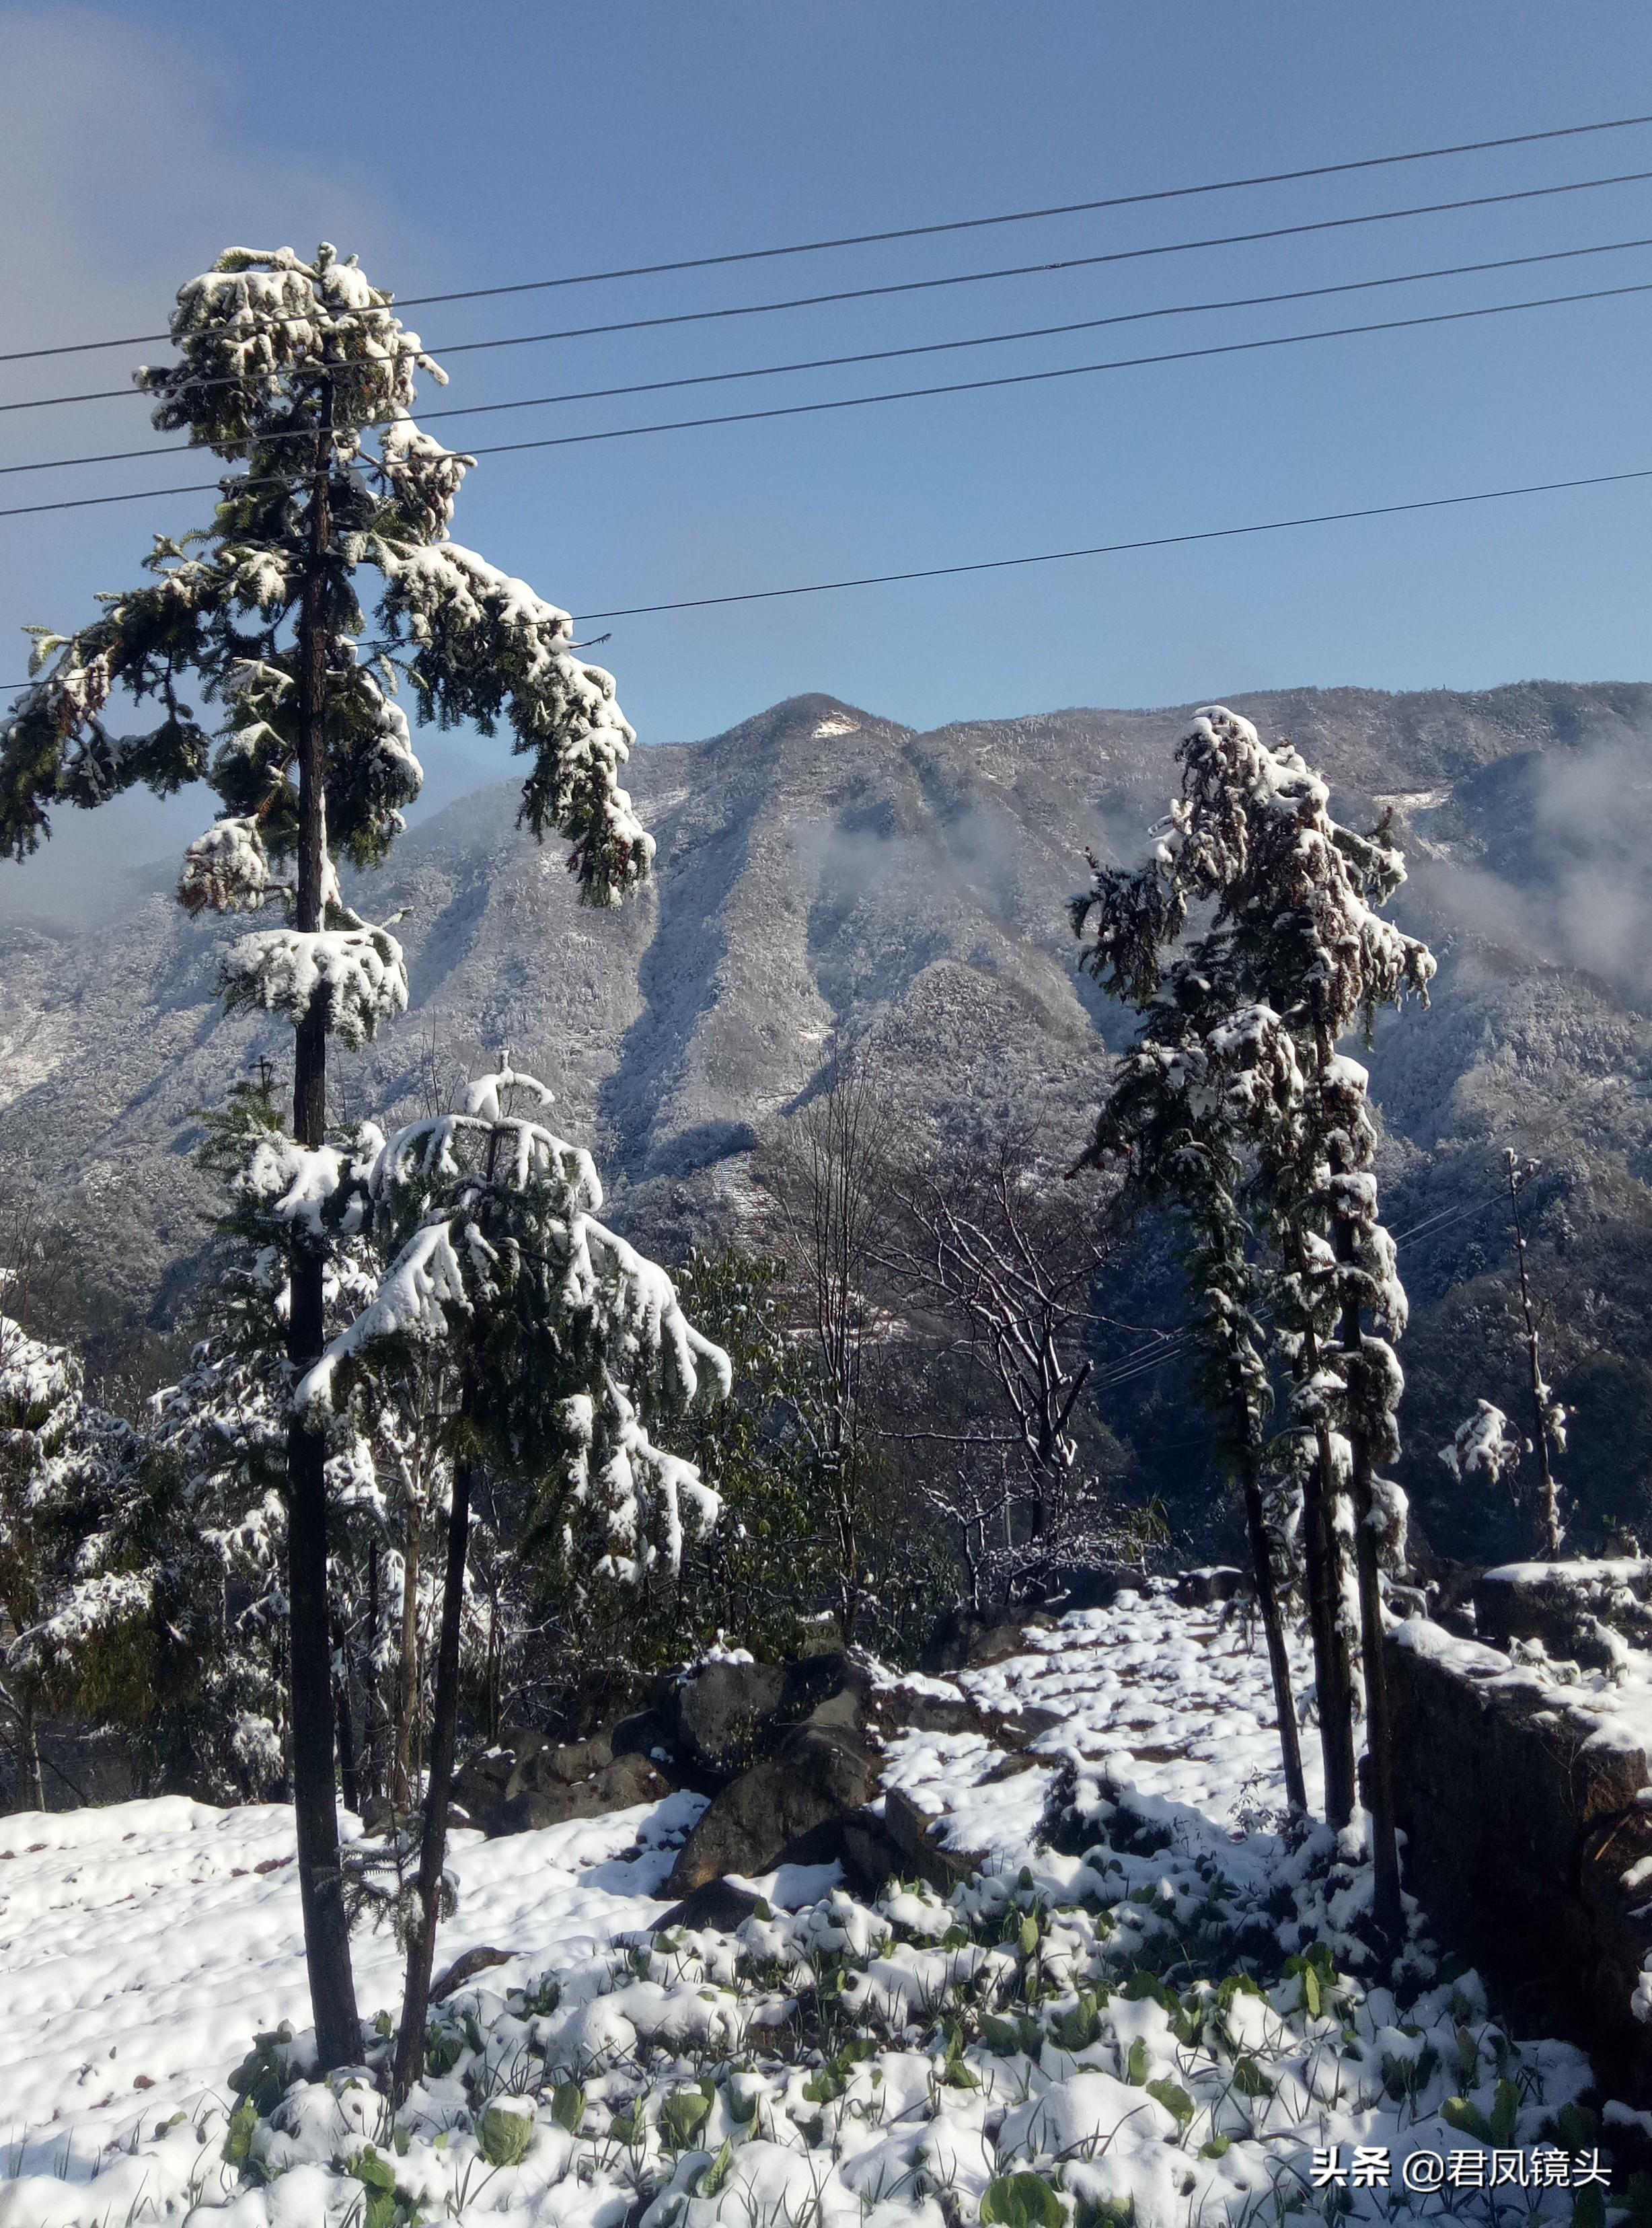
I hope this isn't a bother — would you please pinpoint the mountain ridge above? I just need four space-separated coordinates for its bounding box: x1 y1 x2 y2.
5 677 1652 1558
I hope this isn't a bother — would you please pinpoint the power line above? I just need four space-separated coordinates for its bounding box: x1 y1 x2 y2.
3 463 1646 695
572 463 1652 620
12 163 1652 416
1089 1187 1511 1395
3 276 1651 527
7 108 1652 366
13 233 1652 482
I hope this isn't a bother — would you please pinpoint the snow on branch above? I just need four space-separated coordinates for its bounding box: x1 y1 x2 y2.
373 538 654 905
1440 1399 1525 1488
241 1125 385 1242
297 1220 478 1417
566 1374 722 1584
293 1066 730 1582
179 815 274 916
11 1571 154 1678
221 922 408 1048
0 1308 82 1457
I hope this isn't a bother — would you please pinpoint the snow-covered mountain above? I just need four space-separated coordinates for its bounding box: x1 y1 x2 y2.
5 681 1652 1553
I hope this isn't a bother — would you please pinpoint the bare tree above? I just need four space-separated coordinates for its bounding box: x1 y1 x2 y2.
874 1124 1147 1604
766 1045 903 1641
888 1132 1101 1487
1505 1150 1569 1557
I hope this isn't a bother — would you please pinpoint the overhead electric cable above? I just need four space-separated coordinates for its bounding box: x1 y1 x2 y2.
10 163 1652 414
1088 1187 1512 1395
6 108 1652 364
3 278 1651 525
12 232 1652 480
3 463 1647 695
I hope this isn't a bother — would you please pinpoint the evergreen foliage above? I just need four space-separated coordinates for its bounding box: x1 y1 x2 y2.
1074 706 1435 1935
0 242 655 2063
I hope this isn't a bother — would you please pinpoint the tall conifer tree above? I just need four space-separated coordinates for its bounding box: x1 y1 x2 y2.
0 245 652 2065
1076 708 1432 1939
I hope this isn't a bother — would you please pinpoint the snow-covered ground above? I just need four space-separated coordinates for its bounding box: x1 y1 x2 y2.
0 1791 706 2189
0 1590 1635 2225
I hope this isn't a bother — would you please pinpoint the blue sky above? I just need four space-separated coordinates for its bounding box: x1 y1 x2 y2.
3 1 1651 909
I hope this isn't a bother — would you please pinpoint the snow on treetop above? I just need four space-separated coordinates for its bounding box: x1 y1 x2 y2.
145 242 448 439
373 1103 604 1213
462 1066 557 1123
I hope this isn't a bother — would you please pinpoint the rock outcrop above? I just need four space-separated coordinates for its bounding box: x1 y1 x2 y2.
455 1633 1066 1903
454 1725 675 1835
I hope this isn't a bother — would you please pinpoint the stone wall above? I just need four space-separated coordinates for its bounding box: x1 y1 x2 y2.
1386 1617 1652 2097
1474 1559 1652 1665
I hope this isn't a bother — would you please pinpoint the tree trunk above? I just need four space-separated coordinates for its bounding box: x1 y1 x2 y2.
364 1540 383 1814
1297 1316 1358 1828
1507 1154 1563 1558
1329 1136 1404 1946
484 1571 501 1748
285 379 361 2071
332 1613 359 1818
1236 1423 1307 1814
391 1507 422 1812
392 1455 474 2106
20 1686 45 1812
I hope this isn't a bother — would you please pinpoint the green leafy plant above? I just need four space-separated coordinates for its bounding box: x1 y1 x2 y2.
221 2098 258 2169
1538 2103 1599 2152
550 2082 586 2134
1441 2079 1518 2147
980 2171 1065 2228
983 2013 1043 2057
477 2106 535 2169
1146 2078 1195 2129
700 2139 737 2197
347 2146 419 2228
1230 2056 1275 2100
658 2088 712 2150
1051 1995 1102 2053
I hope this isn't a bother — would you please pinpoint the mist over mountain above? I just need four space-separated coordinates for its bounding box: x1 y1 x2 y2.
5 679 1652 1563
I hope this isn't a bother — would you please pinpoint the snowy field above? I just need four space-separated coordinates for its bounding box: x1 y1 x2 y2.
0 1590 1635 2225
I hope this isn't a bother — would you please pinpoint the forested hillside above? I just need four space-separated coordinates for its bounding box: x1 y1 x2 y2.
4 678 1651 1561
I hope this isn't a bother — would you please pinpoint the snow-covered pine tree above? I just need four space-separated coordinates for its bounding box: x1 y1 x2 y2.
1077 924 1307 1812
297 1064 728 2101
0 1292 86 1808
0 244 653 2067
0 1290 142 1808
1075 707 1433 1941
